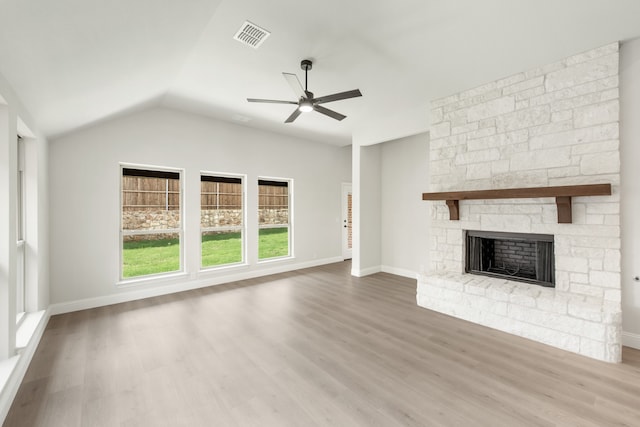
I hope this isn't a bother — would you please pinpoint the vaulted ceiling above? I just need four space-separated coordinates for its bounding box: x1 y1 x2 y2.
1 0 639 146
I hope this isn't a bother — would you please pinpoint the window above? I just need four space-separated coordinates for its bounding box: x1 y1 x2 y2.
200 174 244 268
16 136 25 321
258 178 291 260
120 166 183 279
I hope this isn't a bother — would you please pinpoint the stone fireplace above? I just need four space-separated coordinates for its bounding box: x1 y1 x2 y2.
418 42 621 362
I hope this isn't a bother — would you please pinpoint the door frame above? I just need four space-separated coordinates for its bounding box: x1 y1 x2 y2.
341 183 352 260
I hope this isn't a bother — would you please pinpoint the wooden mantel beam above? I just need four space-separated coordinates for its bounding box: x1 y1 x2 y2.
422 183 612 224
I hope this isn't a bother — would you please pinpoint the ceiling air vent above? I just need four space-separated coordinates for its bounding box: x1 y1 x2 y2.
234 21 270 49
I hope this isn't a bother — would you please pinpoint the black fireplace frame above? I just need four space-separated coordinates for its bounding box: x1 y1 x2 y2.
465 230 555 287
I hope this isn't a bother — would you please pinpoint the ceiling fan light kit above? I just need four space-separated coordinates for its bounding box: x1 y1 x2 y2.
299 99 313 112
247 59 362 123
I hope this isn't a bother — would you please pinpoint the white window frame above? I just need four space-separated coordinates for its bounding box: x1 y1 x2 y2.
257 176 293 262
119 163 184 282
15 136 25 324
200 172 247 270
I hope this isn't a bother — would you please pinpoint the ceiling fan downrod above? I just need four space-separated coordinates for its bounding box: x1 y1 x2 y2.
301 59 312 94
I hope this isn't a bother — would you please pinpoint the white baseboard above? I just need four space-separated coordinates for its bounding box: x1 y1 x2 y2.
351 265 382 277
50 256 344 315
0 309 50 425
353 265 418 279
623 331 640 350
381 265 418 279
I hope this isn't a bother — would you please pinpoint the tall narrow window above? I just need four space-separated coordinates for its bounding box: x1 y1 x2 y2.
258 178 291 260
121 166 182 279
16 136 25 321
200 174 244 268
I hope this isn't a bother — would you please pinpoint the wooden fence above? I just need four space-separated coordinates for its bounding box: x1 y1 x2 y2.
122 176 180 211
201 181 242 210
122 177 288 211
258 184 288 210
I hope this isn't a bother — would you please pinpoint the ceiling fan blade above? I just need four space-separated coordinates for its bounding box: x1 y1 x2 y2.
314 105 346 121
247 98 297 105
283 73 307 99
284 108 302 123
313 89 362 105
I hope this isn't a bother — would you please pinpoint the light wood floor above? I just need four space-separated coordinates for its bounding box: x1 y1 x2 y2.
4 261 640 426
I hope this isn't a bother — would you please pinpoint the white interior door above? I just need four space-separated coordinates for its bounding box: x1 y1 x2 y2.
341 183 352 260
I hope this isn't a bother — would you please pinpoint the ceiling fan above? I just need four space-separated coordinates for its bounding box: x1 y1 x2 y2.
247 59 362 123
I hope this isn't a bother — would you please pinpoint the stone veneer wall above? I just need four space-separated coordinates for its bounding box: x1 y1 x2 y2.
122 208 288 241
123 208 288 230
122 210 181 231
418 43 621 362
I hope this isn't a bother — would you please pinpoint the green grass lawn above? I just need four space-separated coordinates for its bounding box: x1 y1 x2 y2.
122 236 181 278
123 227 289 278
201 231 242 268
258 227 289 259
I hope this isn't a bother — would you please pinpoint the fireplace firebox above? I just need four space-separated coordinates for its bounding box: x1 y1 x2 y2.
465 230 554 287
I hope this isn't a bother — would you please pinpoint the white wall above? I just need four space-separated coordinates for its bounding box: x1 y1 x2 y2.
380 133 430 278
27 136 49 311
351 143 382 276
0 103 17 359
620 37 640 345
48 107 351 307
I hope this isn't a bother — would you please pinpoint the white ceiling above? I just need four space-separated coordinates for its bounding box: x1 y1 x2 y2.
1 0 640 146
